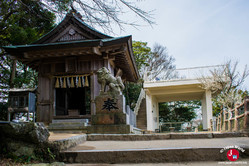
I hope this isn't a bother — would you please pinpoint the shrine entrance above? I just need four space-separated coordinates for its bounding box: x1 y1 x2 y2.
54 75 91 117
55 87 91 116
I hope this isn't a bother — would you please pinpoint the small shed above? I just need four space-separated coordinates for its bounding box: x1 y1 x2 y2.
8 88 36 121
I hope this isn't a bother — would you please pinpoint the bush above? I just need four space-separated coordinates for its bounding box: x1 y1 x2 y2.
0 102 8 121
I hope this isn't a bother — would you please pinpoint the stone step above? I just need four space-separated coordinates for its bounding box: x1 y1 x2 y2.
48 121 88 134
86 132 248 141
50 134 87 151
60 147 249 163
52 119 89 124
49 129 87 134
48 125 87 130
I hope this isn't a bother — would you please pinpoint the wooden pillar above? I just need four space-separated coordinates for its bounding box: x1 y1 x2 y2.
234 106 239 131
49 76 54 123
228 110 231 132
91 73 100 115
222 111 226 131
210 119 213 131
219 111 222 131
8 112 11 121
243 97 249 132
216 117 219 131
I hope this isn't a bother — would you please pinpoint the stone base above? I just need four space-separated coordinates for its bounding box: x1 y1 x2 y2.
87 125 132 134
91 112 126 125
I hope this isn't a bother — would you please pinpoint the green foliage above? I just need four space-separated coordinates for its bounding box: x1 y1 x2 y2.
0 0 55 103
0 103 8 121
124 82 143 109
159 101 200 122
0 0 56 45
132 41 151 73
47 148 56 161
198 123 203 131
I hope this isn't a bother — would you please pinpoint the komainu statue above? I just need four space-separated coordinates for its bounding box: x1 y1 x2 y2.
97 67 125 97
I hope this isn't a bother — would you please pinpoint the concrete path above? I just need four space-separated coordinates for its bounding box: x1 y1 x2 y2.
67 137 249 151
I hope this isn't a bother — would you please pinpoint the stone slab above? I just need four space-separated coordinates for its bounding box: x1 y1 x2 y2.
87 134 170 141
212 132 244 138
61 148 248 163
87 125 131 134
170 133 213 139
85 132 249 141
50 134 87 151
52 119 89 124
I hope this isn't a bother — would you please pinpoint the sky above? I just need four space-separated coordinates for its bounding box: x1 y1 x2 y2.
110 0 249 90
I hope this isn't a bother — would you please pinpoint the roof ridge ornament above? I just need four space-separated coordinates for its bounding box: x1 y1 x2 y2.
69 7 83 20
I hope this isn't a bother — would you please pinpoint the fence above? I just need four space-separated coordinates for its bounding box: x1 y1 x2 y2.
216 96 249 132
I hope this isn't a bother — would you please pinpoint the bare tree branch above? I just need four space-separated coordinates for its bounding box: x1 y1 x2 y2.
199 60 249 109
39 0 155 33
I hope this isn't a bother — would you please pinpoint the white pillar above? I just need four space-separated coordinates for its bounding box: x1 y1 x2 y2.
145 90 153 131
201 90 212 130
151 97 159 131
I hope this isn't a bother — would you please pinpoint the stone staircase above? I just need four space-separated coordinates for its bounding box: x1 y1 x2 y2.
48 119 88 133
59 133 249 164
136 98 147 130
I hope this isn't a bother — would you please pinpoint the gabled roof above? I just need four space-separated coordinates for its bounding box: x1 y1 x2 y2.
33 12 112 44
2 12 139 82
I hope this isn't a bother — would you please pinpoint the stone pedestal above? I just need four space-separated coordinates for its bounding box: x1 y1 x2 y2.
88 94 131 134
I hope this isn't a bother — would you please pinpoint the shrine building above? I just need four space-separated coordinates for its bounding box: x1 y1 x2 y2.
3 12 139 125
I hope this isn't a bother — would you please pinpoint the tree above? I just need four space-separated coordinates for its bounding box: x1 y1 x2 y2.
124 41 177 109
0 0 55 104
38 0 155 33
159 101 199 122
132 41 177 80
145 43 177 81
124 81 142 109
199 60 249 112
132 41 151 73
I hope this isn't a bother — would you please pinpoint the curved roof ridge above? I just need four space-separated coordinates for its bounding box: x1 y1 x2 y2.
33 13 112 44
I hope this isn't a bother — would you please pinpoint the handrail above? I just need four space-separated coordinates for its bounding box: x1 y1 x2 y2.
134 89 145 115
144 65 225 82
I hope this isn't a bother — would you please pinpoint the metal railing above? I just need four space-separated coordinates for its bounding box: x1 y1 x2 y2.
144 65 225 82
134 89 145 115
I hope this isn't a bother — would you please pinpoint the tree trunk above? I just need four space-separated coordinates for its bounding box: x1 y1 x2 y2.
9 59 17 88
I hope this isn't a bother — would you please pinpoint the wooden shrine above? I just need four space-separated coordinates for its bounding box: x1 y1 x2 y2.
3 12 139 125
